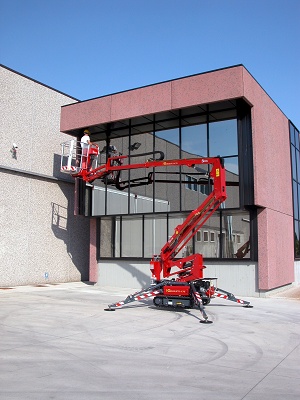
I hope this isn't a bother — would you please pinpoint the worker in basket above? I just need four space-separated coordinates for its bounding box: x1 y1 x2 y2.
80 129 98 170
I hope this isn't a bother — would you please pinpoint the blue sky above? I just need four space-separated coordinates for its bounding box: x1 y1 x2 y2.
1 0 299 128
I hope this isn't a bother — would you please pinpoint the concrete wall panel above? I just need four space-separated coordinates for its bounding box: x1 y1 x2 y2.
242 68 294 290
171 66 244 109
243 68 292 213
60 96 112 132
0 66 90 287
98 260 151 290
97 260 258 297
60 66 245 132
1 67 77 178
0 172 90 286
257 207 294 289
111 82 172 121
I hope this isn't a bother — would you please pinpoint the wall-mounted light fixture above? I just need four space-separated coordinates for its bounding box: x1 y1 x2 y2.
129 142 141 151
10 143 18 159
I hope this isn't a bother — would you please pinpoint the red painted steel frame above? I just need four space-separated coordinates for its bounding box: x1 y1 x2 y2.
74 154 227 283
150 157 226 282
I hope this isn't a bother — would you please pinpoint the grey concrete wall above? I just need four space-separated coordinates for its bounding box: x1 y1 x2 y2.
1 67 74 178
0 65 90 286
97 260 151 290
96 259 258 297
295 261 300 284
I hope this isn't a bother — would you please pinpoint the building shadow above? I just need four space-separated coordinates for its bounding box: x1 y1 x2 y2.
121 263 151 288
51 154 90 280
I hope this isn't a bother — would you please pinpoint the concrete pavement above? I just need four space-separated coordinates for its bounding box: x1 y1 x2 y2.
0 282 299 400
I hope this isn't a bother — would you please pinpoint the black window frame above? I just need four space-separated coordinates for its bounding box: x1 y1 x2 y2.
290 121 300 259
93 99 257 261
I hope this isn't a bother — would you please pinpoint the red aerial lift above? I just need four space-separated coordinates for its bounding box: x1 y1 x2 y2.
61 140 252 322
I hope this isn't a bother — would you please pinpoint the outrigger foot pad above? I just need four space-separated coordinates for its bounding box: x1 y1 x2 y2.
200 319 213 324
243 304 253 308
104 308 116 311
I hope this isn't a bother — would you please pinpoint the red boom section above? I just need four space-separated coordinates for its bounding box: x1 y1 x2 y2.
72 154 226 284
150 157 226 282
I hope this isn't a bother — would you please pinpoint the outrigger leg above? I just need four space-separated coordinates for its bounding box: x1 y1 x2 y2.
214 287 253 308
104 282 165 311
190 282 213 324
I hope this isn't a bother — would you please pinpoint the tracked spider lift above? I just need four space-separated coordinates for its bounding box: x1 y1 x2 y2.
61 140 252 323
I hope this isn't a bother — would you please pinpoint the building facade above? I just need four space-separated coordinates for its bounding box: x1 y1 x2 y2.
60 65 299 297
1 64 299 297
0 65 90 287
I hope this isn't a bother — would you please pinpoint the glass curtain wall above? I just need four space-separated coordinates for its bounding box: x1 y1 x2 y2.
290 122 300 258
97 101 251 260
102 209 251 259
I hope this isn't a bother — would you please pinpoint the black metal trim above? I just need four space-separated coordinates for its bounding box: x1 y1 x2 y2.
77 179 87 215
96 219 101 260
142 215 145 258
119 216 122 257
249 207 259 262
237 99 254 207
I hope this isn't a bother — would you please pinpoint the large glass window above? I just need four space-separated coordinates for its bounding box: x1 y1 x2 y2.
290 122 300 258
155 128 181 212
108 210 251 260
114 216 143 257
96 100 254 261
99 218 115 258
92 112 239 216
221 212 250 259
182 124 207 157
194 213 221 258
144 214 168 257
209 119 238 157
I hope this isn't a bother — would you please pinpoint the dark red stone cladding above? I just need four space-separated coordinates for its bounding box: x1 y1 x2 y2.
60 65 294 291
60 66 244 132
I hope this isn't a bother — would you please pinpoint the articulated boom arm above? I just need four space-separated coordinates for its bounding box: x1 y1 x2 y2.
150 157 227 283
61 143 226 284
61 142 252 321
84 154 226 283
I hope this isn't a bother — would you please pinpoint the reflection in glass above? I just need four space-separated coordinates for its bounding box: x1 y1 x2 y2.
290 123 300 258
144 215 167 257
93 117 240 216
100 218 114 257
182 124 207 157
296 130 300 151
155 128 180 212
291 146 297 180
126 132 154 202
168 215 187 258
295 220 300 258
121 217 142 257
297 149 300 183
224 157 239 208
224 156 239 175
222 213 250 259
293 181 299 220
209 119 238 157
95 105 257 261
290 124 295 146
155 128 179 148
195 214 220 258
102 205 251 258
